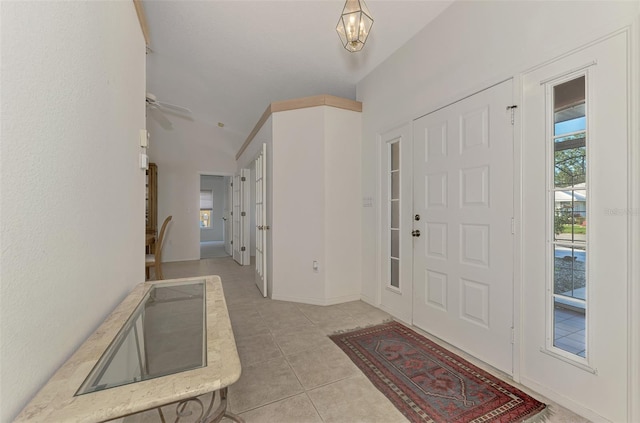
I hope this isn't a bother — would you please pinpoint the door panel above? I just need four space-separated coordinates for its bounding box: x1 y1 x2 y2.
224 177 232 256
232 174 242 264
233 169 251 266
413 80 514 375
255 144 267 297
240 168 250 265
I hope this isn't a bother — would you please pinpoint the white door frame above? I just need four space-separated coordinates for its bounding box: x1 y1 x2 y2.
239 168 251 265
378 123 413 323
520 29 632 422
232 170 251 265
198 172 233 257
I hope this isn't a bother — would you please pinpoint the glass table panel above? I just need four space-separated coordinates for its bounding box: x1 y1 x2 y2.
76 280 206 395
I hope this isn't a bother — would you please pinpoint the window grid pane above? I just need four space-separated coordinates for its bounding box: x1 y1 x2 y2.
551 76 587 359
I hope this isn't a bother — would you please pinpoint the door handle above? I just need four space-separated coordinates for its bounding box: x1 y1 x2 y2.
412 229 421 237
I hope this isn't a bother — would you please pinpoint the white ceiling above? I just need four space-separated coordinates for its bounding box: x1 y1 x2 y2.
143 0 454 146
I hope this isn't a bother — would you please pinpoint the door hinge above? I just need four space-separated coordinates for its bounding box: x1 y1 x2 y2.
241 211 246 217
506 105 518 125
241 176 246 182
241 246 246 252
230 211 233 216
230 240 233 245
230 182 233 187
511 327 515 344
511 217 515 234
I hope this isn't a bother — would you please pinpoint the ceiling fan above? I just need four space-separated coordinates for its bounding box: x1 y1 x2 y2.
145 93 192 129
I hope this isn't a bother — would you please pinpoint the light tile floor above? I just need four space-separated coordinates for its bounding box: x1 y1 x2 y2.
200 241 229 259
149 257 590 423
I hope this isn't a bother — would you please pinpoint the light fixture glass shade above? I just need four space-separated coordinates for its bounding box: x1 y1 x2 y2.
336 0 373 52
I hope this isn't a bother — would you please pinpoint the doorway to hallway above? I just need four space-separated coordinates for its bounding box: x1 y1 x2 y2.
200 174 230 259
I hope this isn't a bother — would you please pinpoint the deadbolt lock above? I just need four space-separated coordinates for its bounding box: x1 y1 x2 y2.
414 214 421 221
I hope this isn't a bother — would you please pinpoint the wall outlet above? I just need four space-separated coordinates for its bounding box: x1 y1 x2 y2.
313 260 319 272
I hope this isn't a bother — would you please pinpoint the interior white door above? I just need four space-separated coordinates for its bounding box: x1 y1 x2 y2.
520 32 629 422
224 176 232 255
232 170 251 265
240 168 251 265
254 144 267 297
379 124 413 323
232 173 242 264
412 80 515 375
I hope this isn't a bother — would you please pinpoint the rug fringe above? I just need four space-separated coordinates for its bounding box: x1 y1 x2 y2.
329 318 395 336
523 405 553 423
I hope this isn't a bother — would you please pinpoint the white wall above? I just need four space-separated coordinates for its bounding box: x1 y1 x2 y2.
239 106 362 304
0 2 145 421
271 108 326 302
324 107 362 303
199 175 225 242
356 0 640 303
147 117 240 262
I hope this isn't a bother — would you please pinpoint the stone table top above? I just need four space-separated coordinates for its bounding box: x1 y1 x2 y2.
15 275 241 423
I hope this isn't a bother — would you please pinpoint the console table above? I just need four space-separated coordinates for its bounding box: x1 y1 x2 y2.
15 275 243 423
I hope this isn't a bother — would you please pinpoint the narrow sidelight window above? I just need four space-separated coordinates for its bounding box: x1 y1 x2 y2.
389 140 400 289
550 75 587 359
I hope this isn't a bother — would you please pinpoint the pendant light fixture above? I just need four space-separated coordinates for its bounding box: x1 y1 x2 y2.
336 0 374 53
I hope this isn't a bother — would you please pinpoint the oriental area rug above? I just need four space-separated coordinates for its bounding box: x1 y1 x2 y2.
330 321 546 423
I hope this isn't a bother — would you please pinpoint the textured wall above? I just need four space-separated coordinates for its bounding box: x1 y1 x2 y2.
0 2 146 420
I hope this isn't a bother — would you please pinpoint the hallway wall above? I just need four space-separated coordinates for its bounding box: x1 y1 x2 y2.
0 2 146 420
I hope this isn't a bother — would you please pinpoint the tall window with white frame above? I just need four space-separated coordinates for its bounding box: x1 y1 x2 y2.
550 75 587 359
389 140 400 289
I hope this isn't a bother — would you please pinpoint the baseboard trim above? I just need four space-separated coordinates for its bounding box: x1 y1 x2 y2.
377 303 411 326
520 376 608 423
359 294 378 308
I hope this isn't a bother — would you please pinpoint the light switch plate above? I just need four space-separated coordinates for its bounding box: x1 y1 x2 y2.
140 152 149 169
139 129 149 148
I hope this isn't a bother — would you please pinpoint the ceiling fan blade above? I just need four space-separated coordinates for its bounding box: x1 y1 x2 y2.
148 108 173 130
156 101 192 115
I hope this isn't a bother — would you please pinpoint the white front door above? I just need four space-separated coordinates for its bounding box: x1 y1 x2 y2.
412 80 515 375
520 32 629 421
254 144 267 297
380 124 413 322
